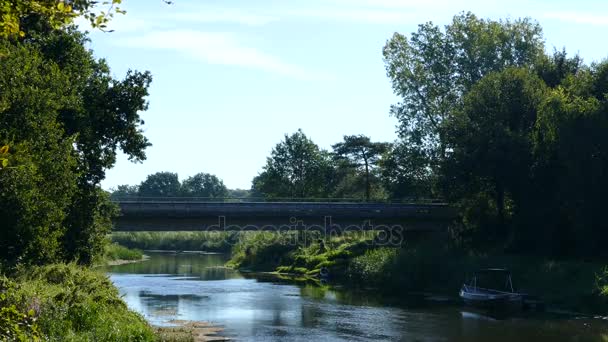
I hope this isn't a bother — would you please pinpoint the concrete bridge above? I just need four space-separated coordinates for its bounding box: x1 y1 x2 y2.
112 199 457 232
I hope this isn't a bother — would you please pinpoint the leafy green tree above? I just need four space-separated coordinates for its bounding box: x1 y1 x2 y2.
24 28 152 263
0 41 78 265
383 12 544 165
252 130 332 199
228 188 251 199
380 142 433 200
181 173 228 198
138 172 181 198
328 162 387 201
0 0 130 38
110 184 139 200
529 62 608 256
0 24 152 264
332 135 389 201
441 68 546 245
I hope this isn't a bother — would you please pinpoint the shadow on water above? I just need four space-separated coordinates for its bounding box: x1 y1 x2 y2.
108 252 608 342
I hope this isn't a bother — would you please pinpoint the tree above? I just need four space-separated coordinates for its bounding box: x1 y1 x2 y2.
181 173 228 198
26 28 152 263
110 184 139 200
228 189 251 198
529 61 608 256
252 130 331 199
383 12 544 168
0 40 78 265
332 135 389 201
380 142 433 199
441 68 546 245
0 0 155 265
138 172 181 198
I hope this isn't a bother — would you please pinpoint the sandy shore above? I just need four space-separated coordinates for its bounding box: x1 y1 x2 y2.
156 320 229 341
106 254 150 266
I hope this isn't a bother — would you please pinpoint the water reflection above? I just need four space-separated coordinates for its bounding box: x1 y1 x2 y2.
108 252 607 341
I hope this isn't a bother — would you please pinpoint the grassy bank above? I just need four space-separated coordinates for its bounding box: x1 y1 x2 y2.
228 232 608 314
0 264 156 341
105 242 145 262
111 232 238 253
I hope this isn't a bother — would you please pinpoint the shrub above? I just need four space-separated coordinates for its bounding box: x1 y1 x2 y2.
0 264 155 341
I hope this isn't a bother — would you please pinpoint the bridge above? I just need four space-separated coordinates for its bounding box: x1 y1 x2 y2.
112 198 458 232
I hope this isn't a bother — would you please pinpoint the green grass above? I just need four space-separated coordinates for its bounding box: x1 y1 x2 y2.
111 232 238 253
0 264 156 341
105 242 144 261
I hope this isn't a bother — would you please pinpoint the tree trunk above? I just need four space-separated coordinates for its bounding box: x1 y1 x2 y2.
496 183 506 236
364 159 370 202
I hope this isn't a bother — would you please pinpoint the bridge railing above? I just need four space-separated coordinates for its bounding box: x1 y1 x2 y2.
110 196 446 204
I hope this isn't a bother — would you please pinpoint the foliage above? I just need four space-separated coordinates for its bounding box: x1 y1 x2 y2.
383 11 544 170
0 40 78 266
0 301 41 342
441 68 546 245
380 141 433 199
181 172 228 198
110 184 140 199
328 161 387 200
104 242 143 261
252 129 333 199
0 264 155 341
137 171 181 197
383 12 608 257
227 188 251 198
111 232 239 253
0 0 128 38
228 232 302 270
346 248 398 286
332 135 390 201
0 23 151 266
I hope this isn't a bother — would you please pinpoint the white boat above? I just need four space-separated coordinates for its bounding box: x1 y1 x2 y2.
459 268 524 310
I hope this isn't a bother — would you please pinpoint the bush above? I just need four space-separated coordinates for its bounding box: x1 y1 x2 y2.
111 231 238 253
105 243 143 261
346 248 398 286
0 264 155 341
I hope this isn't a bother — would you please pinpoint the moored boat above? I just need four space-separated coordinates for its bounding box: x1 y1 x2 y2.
460 268 524 310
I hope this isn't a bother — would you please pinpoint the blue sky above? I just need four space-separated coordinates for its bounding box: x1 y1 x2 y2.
87 0 608 190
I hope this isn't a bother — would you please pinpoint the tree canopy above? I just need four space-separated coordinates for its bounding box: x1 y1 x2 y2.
332 135 389 201
383 12 544 165
181 172 228 198
252 130 332 199
0 17 152 264
138 172 181 198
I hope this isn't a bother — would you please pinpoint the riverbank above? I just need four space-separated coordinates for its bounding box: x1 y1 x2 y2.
111 232 237 254
0 264 156 341
227 233 608 315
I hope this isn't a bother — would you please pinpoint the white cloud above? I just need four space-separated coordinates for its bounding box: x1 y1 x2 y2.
167 11 278 26
117 30 332 81
327 0 458 9
287 8 420 24
543 12 608 26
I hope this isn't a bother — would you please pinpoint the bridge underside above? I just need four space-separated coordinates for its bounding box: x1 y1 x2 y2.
112 202 457 232
113 216 451 232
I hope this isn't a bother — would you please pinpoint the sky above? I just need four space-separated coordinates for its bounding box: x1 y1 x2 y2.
88 0 608 190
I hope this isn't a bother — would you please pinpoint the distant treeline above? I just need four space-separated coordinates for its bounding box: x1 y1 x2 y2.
110 172 249 199
110 132 424 202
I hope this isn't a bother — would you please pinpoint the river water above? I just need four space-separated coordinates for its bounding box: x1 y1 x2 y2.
108 252 607 341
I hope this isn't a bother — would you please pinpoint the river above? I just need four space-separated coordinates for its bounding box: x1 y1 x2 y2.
107 252 607 341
